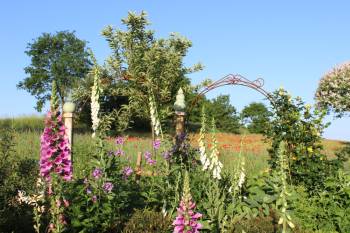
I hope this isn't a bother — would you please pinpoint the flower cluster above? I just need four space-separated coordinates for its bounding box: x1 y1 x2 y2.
173 172 202 233
153 139 161 150
149 94 162 137
208 122 223 180
92 168 103 179
122 166 133 179
102 182 114 193
144 151 156 165
198 107 210 171
40 112 72 181
315 61 350 116
16 178 45 213
115 136 125 145
114 136 125 156
91 65 102 137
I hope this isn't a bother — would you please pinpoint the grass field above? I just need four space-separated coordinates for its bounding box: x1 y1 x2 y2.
12 130 348 178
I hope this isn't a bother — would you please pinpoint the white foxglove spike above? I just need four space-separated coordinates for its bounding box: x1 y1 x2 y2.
91 67 101 138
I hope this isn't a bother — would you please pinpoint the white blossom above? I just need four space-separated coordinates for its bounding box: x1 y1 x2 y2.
149 94 162 137
208 119 223 180
198 108 210 170
316 61 350 116
91 67 101 137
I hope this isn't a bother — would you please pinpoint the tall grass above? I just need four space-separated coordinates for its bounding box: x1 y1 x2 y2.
8 128 348 177
0 115 44 132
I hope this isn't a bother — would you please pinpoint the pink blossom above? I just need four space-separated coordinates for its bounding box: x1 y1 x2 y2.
173 199 202 233
39 111 72 182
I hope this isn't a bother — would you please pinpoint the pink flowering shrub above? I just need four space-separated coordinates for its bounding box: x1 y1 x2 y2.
40 111 72 181
315 61 350 116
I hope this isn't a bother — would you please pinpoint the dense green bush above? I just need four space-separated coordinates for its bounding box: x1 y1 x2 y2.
292 171 350 233
265 88 344 192
0 127 38 233
122 209 172 233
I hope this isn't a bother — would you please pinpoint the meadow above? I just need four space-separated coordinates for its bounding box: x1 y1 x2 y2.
12 128 348 178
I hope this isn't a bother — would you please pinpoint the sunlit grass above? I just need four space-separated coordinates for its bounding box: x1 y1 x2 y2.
12 131 347 178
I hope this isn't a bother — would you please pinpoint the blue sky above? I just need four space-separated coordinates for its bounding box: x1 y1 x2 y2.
1 1 349 140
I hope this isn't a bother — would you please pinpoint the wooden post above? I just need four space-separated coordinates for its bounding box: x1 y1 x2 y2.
174 87 186 140
135 152 142 183
175 111 186 137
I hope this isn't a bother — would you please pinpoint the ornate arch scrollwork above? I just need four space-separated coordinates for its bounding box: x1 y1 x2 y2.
190 74 274 110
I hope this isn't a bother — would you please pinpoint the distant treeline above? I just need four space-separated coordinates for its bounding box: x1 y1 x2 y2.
0 100 271 135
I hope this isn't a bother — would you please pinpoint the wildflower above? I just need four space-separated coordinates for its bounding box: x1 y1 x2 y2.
114 148 124 156
149 94 162 137
144 151 157 165
162 150 171 160
92 168 103 179
173 172 202 233
208 118 223 180
153 139 161 150
107 151 114 157
91 63 101 138
198 107 210 171
40 111 72 181
115 136 125 145
83 177 89 184
144 151 152 160
86 188 92 194
102 182 114 193
55 199 61 208
147 158 156 165
92 195 97 203
237 161 246 189
122 166 133 179
63 199 69 207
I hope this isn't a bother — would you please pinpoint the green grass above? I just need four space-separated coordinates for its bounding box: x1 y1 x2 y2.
0 115 44 132
10 130 348 178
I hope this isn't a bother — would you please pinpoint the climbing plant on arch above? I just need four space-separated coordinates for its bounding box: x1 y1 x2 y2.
191 74 345 192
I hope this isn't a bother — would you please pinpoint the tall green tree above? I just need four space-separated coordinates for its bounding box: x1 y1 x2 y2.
17 31 91 111
241 102 271 133
97 11 203 131
205 95 241 133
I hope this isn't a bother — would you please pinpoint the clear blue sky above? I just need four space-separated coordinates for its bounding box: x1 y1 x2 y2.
1 1 349 140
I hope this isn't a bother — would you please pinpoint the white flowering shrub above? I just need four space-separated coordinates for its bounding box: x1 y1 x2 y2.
315 62 350 117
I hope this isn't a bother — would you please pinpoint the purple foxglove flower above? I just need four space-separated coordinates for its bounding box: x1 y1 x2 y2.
92 168 103 179
102 182 113 193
